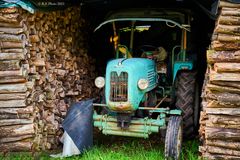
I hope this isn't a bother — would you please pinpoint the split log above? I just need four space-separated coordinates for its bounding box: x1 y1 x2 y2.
0 76 26 84
0 27 24 35
206 91 240 104
0 135 33 143
31 58 45 66
202 153 240 160
212 41 240 51
0 119 33 126
1 48 27 53
0 21 23 28
207 100 240 108
0 124 34 137
0 15 19 24
0 34 26 42
214 63 240 72
215 24 240 36
0 106 33 114
220 1 240 8
222 8 240 16
205 127 240 140
0 60 20 71
207 115 240 128
218 15 240 25
209 70 240 82
0 41 24 49
2 12 20 18
0 83 27 93
207 121 240 129
207 50 240 63
0 8 18 13
0 93 26 100
0 141 32 152
0 70 26 77
207 139 240 151
0 67 27 77
0 53 25 60
0 114 30 119
207 83 240 94
0 100 26 108
213 33 240 42
211 81 240 89
206 108 240 115
29 35 40 43
207 146 240 157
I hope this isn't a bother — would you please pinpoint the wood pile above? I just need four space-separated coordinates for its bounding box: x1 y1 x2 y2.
199 1 240 159
0 7 96 152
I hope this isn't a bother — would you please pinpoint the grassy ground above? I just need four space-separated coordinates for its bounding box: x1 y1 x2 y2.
0 134 199 160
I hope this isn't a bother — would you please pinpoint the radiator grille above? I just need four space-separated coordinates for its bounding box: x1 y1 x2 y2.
110 72 128 102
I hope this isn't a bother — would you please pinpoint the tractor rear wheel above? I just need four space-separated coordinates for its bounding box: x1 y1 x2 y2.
175 71 197 137
165 116 183 160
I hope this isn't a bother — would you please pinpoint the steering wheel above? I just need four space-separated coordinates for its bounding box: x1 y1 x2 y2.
137 45 158 52
136 45 158 58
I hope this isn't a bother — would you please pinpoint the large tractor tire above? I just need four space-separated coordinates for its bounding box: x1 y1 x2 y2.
165 116 183 160
175 71 198 137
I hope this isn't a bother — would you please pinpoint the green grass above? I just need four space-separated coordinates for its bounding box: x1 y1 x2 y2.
0 135 199 160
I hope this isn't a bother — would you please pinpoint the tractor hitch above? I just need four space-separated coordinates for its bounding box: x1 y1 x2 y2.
93 103 181 138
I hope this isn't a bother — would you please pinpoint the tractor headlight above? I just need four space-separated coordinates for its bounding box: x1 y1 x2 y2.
95 77 105 88
138 79 149 90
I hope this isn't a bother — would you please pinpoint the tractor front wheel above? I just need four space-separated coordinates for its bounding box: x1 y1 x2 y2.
164 116 183 160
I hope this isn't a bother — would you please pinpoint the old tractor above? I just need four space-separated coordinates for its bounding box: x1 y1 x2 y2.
93 9 198 160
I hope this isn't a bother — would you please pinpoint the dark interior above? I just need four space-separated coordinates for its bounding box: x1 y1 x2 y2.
28 0 216 95
80 0 215 90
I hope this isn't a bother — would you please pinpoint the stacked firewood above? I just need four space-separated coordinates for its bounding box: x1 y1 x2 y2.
0 7 33 152
0 7 96 151
199 1 240 159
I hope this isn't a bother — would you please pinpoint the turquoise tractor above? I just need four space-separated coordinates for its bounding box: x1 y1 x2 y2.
93 9 199 160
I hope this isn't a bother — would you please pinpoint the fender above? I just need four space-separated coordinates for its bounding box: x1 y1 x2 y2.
173 61 193 82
